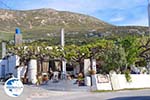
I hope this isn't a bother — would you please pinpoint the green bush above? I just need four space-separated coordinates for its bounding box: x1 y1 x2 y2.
125 70 132 82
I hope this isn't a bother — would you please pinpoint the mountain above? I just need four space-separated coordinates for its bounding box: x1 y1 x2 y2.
0 8 113 40
0 8 148 41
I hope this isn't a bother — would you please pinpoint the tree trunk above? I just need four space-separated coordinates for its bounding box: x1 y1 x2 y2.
90 57 93 70
79 61 83 73
37 60 40 73
40 60 43 72
23 65 29 83
23 59 30 84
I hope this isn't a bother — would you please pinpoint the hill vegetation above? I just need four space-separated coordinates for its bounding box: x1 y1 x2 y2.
0 8 148 41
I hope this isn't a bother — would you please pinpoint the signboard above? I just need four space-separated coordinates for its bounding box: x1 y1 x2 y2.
97 74 109 83
4 78 24 97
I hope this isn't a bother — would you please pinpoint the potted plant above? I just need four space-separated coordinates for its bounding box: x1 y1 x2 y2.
88 70 96 75
22 77 28 84
42 73 49 84
77 73 84 86
36 73 42 85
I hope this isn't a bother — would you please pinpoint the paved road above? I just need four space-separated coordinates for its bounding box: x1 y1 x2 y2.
1 83 150 100
32 89 150 100
0 84 64 100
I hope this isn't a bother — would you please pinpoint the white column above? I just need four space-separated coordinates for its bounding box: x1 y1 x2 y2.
61 28 65 47
62 60 66 74
84 59 91 76
28 59 37 84
17 67 21 80
92 59 97 73
2 42 6 58
91 75 97 90
61 28 66 79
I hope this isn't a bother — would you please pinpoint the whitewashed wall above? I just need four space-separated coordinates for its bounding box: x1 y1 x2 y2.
110 74 150 90
91 74 112 90
91 74 150 91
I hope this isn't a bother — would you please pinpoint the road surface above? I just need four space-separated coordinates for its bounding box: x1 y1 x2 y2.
1 83 150 100
32 89 150 100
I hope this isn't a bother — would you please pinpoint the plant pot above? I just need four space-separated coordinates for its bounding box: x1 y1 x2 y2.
42 75 49 81
22 78 28 84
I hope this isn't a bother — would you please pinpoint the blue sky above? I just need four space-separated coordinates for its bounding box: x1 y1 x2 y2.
0 0 148 26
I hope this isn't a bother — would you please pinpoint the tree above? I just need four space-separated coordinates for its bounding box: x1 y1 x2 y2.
7 44 40 82
139 38 150 73
64 45 90 73
7 43 61 82
119 36 140 68
100 45 127 74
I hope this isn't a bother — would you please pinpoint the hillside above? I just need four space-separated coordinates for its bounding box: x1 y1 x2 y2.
0 8 114 40
0 8 148 41
0 8 149 58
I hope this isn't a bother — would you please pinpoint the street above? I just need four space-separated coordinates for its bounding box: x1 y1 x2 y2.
32 89 150 100
1 83 150 100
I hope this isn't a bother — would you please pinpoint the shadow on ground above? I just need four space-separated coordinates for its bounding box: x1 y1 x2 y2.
108 96 150 100
38 79 91 92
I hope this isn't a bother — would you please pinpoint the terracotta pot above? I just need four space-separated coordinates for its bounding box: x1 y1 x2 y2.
22 78 28 84
43 75 48 81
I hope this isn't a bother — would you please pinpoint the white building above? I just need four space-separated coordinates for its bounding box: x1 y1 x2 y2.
0 55 20 79
0 55 29 81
